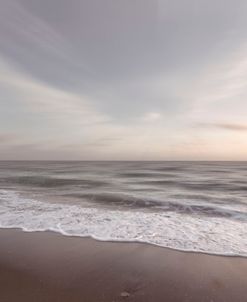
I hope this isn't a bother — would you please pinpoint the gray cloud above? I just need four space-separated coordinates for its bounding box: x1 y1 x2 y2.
198 122 247 132
1 0 247 120
1 0 247 160
213 123 247 131
0 133 18 144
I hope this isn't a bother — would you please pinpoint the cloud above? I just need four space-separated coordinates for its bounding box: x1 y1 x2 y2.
215 123 247 131
0 133 18 144
1 0 247 160
0 57 109 127
2 0 247 121
199 123 247 132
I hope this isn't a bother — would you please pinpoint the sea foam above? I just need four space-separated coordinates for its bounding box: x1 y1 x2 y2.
0 189 246 256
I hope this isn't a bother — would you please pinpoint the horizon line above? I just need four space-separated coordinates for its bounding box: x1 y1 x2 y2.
0 160 247 162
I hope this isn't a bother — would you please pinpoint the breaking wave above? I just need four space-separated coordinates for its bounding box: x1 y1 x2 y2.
0 189 247 256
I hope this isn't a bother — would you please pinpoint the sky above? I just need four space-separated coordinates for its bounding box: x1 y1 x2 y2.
0 0 247 160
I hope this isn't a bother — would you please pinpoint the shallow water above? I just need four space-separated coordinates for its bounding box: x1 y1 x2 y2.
0 161 246 256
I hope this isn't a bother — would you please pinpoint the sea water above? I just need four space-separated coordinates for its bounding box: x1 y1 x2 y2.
0 161 246 256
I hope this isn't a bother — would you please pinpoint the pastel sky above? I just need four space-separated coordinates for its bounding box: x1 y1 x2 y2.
1 0 247 160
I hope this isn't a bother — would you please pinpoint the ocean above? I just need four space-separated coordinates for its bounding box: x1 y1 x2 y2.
0 161 246 256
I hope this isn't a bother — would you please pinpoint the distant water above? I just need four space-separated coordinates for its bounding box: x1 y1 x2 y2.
0 161 247 256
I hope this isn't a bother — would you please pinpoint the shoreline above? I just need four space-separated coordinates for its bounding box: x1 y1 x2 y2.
1 229 247 301
0 226 246 258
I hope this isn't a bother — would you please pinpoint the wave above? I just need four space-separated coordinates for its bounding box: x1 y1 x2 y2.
136 179 247 192
117 172 177 178
1 176 107 188
0 189 246 256
67 192 247 221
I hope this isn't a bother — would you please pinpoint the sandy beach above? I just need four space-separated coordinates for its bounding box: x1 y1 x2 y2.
0 229 247 302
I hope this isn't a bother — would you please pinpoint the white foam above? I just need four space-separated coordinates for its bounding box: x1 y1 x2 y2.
0 189 247 256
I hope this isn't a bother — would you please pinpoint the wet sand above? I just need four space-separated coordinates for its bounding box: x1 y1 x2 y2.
0 229 247 302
